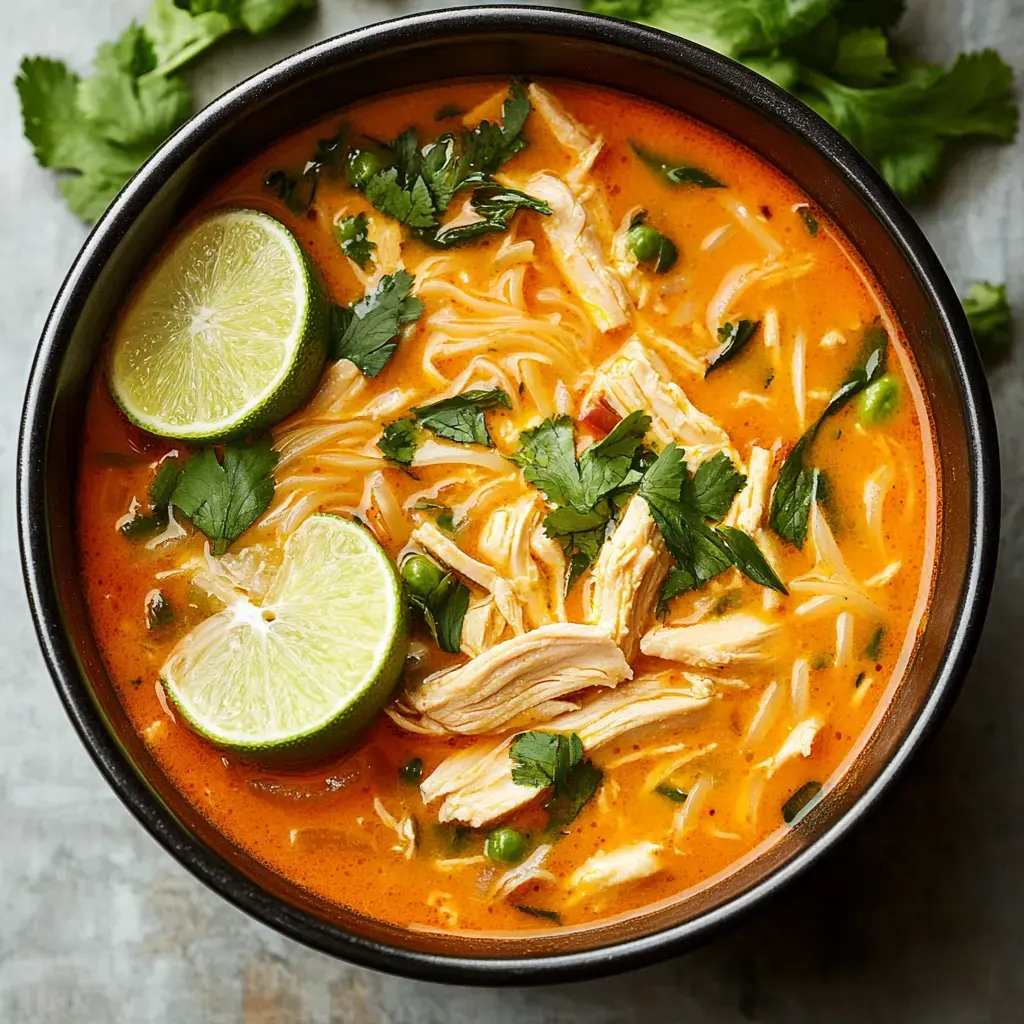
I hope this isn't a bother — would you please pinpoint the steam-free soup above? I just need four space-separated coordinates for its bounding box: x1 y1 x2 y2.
78 79 937 934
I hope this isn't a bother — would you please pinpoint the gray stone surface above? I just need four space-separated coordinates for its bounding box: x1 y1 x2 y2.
1 0 1022 1020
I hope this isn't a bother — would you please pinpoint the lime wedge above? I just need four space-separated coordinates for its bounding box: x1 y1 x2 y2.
161 515 409 760
109 208 328 443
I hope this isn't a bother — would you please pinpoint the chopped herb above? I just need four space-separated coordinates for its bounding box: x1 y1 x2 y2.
706 320 760 375
770 324 888 547
963 280 1012 365
331 270 424 377
333 212 375 268
430 185 551 248
796 205 820 236
129 676 142 688
809 652 833 670
413 502 457 535
144 589 174 630
712 591 743 616
170 437 278 556
692 452 747 521
543 760 603 837
510 731 583 792
412 388 512 447
654 783 689 804
399 757 424 784
120 454 182 539
263 167 318 215
855 671 866 687
434 103 466 120
513 904 562 925
630 142 724 188
864 625 885 661
764 373 775 389
782 780 823 824
377 418 420 467
715 526 788 594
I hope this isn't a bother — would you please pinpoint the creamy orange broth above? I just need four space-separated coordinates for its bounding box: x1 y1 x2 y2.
77 80 937 934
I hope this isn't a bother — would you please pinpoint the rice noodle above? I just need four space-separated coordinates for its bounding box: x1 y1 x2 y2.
742 680 785 752
705 254 814 336
716 193 783 255
792 330 807 430
489 844 555 900
835 611 855 670
701 225 733 252
671 775 712 851
790 659 810 719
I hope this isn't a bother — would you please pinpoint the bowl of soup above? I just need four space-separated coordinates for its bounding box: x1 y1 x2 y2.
19 5 998 983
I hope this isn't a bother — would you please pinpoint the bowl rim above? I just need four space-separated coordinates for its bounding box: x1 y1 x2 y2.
18 3 1000 985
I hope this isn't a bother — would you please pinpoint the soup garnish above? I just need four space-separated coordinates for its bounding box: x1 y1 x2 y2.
78 78 936 933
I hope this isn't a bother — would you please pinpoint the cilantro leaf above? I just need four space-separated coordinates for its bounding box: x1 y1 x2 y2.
461 80 531 176
331 270 424 377
543 760 603 837
143 0 234 77
170 438 278 555
796 204 819 236
692 452 747 521
716 525 787 593
963 281 1012 365
333 213 376 269
119 454 182 539
235 0 316 35
802 51 1018 201
541 506 612 589
363 168 437 228
432 576 470 653
430 185 551 248
412 389 512 447
706 320 760 375
510 415 583 509
510 732 584 792
770 325 888 546
577 411 652 505
377 418 420 467
630 141 724 188
513 905 562 924
830 27 897 87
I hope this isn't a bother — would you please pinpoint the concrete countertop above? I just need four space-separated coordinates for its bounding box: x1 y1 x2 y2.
2 1 1022 1020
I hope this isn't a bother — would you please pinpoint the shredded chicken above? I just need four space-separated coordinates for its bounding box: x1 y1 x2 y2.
586 497 671 661
584 339 735 467
420 672 715 826
725 446 772 535
490 844 556 900
568 841 662 895
460 594 508 658
399 623 631 736
758 717 823 777
641 613 782 667
527 83 603 183
525 172 631 332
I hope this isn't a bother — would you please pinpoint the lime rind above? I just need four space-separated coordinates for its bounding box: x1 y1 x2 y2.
161 515 408 758
109 208 328 443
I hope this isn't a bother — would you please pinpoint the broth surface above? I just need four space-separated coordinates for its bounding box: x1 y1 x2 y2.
77 80 937 934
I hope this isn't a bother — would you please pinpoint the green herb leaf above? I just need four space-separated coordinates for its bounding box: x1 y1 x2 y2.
509 731 584 792
864 625 885 660
654 783 689 803
433 577 470 654
170 437 278 555
782 780 823 824
144 0 234 77
770 324 888 546
706 320 760 375
716 526 788 593
412 388 512 447
692 451 746 521
363 168 437 228
513 904 562 924
543 759 603 837
796 204 819 236
430 185 551 248
963 280 1012 365
331 270 424 377
377 418 420 467
510 416 583 509
144 589 174 630
333 212 376 269
631 141 724 188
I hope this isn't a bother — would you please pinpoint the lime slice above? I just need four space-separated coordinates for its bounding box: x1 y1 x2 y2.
161 515 409 760
109 208 328 443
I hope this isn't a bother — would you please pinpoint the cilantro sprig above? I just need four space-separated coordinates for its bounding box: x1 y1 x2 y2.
769 324 888 547
16 0 315 222
963 280 1012 365
333 212 376 269
510 412 653 588
412 389 512 447
170 437 279 555
331 270 424 377
119 453 181 539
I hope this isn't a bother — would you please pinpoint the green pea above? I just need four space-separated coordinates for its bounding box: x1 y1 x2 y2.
346 149 384 187
626 223 662 262
399 757 423 784
857 374 901 425
654 235 678 274
400 554 445 601
484 826 528 864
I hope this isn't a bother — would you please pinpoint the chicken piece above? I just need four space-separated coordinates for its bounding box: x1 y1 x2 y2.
584 339 735 467
586 497 670 661
403 623 631 736
525 172 631 333
411 522 525 635
421 672 715 825
460 594 508 658
758 717 823 777
568 841 662 895
641 613 782 667
526 83 603 183
530 523 567 623
726 446 772 534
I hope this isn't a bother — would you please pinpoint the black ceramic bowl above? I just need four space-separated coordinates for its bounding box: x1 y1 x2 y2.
19 4 999 985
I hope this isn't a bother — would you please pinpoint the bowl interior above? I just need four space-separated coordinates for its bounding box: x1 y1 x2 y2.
20 7 995 981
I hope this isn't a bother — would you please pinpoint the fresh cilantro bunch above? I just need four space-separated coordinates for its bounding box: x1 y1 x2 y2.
344 82 550 245
510 411 655 588
586 0 1018 203
16 0 315 222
